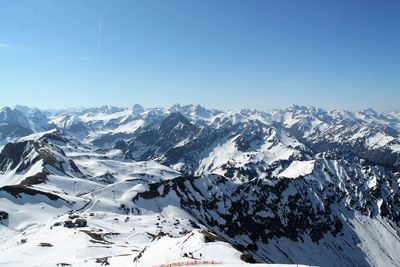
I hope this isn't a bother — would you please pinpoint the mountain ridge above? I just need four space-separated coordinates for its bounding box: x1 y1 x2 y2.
0 104 399 266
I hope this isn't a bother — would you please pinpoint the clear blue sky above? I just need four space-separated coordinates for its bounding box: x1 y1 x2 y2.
0 0 399 111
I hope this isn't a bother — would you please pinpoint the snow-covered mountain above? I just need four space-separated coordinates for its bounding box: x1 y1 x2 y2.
0 104 399 266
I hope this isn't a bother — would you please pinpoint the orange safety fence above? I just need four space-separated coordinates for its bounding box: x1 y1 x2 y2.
156 260 223 267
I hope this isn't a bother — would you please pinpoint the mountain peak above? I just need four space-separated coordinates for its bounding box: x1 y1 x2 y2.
0 107 30 128
159 112 192 132
170 103 195 113
359 108 378 117
193 104 213 118
132 104 145 114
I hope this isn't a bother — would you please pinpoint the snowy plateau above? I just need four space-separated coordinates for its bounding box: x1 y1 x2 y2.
0 104 399 267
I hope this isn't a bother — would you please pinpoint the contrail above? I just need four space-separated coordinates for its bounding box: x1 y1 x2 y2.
97 0 113 59
0 43 13 49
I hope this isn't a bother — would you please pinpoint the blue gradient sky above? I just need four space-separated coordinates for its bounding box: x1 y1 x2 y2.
0 0 399 111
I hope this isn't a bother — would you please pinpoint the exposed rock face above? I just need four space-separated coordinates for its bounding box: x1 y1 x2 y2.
0 185 64 202
0 138 83 177
0 141 33 171
0 211 8 221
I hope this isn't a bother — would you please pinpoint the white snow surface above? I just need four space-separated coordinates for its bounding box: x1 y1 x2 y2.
366 132 395 149
278 160 315 179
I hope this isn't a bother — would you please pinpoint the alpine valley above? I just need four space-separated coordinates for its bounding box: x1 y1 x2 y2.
0 104 399 267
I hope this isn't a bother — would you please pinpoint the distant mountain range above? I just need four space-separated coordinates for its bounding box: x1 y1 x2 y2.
0 104 399 266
